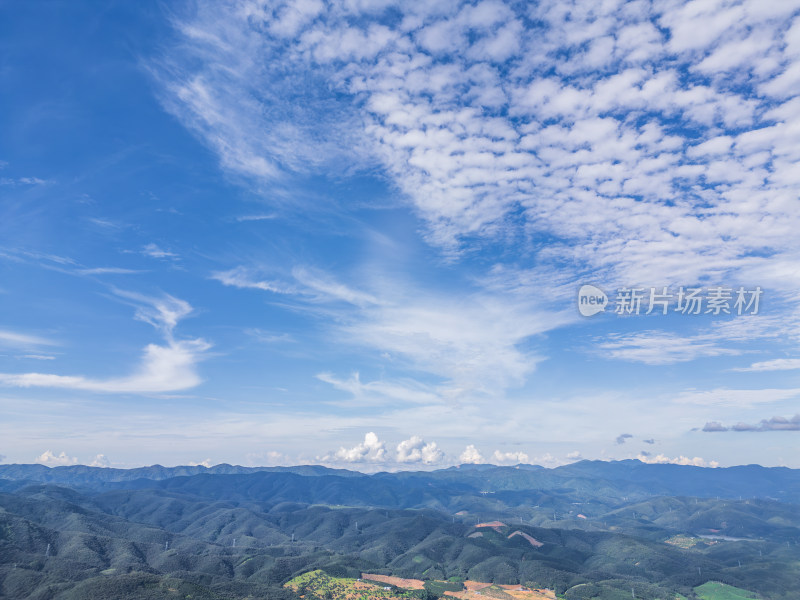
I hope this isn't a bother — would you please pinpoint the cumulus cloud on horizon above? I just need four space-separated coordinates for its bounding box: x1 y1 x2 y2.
320 434 549 468
323 432 387 464
396 435 444 464
492 450 530 464
459 444 484 464
90 454 111 468
636 452 719 468
35 450 78 467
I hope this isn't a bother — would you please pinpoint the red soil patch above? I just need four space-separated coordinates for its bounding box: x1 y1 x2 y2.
475 521 507 529
361 574 425 590
474 521 507 532
464 581 493 592
508 530 543 548
445 582 555 600
498 585 528 591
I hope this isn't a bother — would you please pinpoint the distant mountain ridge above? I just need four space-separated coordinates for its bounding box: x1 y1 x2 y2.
1 459 798 502
0 462 364 486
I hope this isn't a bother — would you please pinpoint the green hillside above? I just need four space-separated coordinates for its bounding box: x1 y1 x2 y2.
695 581 756 599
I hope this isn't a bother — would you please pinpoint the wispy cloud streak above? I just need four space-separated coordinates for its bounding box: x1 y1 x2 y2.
0 292 210 394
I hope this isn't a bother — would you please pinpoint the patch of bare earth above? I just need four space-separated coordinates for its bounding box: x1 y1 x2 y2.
474 521 507 532
445 582 554 600
508 530 544 548
361 574 425 590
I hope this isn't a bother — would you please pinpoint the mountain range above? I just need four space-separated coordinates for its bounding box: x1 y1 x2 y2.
1 460 798 599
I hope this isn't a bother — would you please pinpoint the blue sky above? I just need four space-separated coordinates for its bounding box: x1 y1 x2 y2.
2 0 800 470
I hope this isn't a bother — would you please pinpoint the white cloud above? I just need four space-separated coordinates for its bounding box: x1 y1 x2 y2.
154 5 372 186
142 243 178 259
530 452 564 467
88 217 122 230
0 292 210 394
0 176 48 186
246 450 291 466
733 358 800 372
592 300 800 369
491 449 529 465
247 329 295 344
155 0 800 303
78 267 145 275
459 444 483 464
235 214 276 222
347 301 538 394
212 266 293 294
325 278 571 400
90 454 110 467
112 289 194 337
221 263 571 402
597 331 740 365
292 267 380 307
0 329 57 349
636 453 719 468
0 338 210 393
265 0 325 38
396 435 444 464
674 387 800 407
35 450 78 467
123 1 800 470
324 432 387 463
189 458 214 467
317 372 441 406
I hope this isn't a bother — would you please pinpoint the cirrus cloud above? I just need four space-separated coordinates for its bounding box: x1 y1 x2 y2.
0 292 210 394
